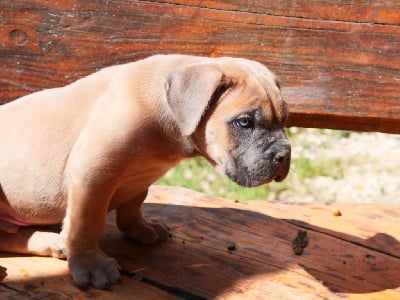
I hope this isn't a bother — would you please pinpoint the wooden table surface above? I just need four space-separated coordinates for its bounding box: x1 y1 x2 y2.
1 185 399 299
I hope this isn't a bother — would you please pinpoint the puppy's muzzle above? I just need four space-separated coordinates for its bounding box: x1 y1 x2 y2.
225 138 291 187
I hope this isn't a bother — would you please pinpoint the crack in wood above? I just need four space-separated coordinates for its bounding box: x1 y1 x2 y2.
138 0 400 28
0 282 31 298
120 268 206 300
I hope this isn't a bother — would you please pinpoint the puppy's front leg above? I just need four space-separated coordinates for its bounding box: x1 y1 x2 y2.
63 174 121 290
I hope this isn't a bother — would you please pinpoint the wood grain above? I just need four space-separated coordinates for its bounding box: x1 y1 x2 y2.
1 186 400 299
0 0 399 132
155 0 400 25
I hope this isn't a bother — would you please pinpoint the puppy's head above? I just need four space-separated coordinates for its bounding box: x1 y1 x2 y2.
166 57 291 187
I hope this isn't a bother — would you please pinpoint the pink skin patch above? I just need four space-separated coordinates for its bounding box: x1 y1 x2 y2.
0 201 29 233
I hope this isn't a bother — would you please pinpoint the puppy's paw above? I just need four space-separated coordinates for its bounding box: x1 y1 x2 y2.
125 218 170 245
49 239 67 259
28 231 67 259
68 251 121 290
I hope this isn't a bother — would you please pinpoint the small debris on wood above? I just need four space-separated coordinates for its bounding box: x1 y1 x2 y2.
227 243 237 251
332 209 342 217
0 265 7 281
234 199 240 203
292 229 309 255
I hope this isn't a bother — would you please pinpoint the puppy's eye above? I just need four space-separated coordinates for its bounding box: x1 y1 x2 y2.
234 116 254 129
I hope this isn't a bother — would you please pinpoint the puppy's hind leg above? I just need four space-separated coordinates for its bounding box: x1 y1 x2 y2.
116 189 170 244
0 226 66 259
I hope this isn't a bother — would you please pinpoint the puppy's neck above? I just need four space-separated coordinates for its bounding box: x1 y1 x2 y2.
183 135 202 158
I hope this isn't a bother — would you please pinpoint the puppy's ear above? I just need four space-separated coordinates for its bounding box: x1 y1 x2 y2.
166 63 231 136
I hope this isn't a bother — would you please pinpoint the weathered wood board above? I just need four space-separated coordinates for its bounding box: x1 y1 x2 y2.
1 186 400 299
1 1 399 133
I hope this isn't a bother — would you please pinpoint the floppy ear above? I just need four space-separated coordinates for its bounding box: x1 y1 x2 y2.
166 63 231 136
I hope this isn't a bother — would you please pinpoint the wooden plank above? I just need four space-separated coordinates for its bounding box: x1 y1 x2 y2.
149 186 400 258
154 0 400 25
0 1 399 133
1 186 400 299
0 256 178 299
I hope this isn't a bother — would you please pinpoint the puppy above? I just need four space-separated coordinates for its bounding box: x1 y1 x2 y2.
0 55 290 289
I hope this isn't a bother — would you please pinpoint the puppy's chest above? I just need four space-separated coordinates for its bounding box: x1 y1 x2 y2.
109 131 189 207
110 158 178 206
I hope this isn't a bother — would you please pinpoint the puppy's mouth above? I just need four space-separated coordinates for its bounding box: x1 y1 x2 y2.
222 156 291 188
228 173 275 188
273 174 285 182
229 171 287 188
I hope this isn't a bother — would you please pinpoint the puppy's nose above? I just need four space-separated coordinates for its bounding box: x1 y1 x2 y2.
273 148 291 182
273 150 290 164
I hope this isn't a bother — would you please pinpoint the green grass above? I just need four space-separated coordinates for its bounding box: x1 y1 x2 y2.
155 157 276 200
155 128 349 201
293 156 343 179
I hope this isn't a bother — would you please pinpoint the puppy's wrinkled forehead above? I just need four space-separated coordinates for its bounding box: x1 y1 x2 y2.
218 58 287 125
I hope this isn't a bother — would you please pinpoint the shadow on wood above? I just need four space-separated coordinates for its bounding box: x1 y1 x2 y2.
139 203 400 296
1 186 400 299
